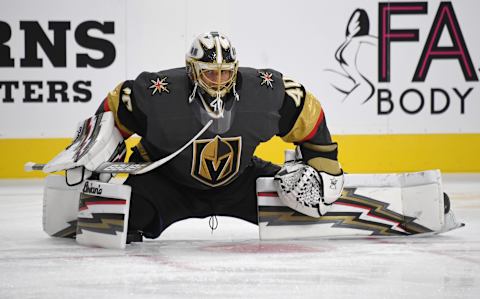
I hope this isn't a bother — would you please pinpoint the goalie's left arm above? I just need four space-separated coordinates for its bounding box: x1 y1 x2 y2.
276 77 344 215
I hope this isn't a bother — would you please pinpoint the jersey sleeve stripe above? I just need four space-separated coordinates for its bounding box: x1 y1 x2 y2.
300 109 324 142
307 156 342 174
302 142 338 152
281 92 323 143
103 97 111 112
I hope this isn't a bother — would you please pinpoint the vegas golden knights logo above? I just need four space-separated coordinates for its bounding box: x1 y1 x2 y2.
191 136 242 187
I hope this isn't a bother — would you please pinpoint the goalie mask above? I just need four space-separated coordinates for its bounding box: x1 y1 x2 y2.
186 32 239 128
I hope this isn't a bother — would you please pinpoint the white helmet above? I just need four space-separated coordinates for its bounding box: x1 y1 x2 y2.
186 32 239 118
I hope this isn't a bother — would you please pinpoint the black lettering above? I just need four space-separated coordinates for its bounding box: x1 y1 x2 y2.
453 87 473 114
377 89 394 114
73 80 92 102
83 182 102 195
47 81 69 102
20 21 70 67
400 88 424 114
0 21 14 67
23 81 43 102
430 88 450 114
75 21 115 68
0 81 19 102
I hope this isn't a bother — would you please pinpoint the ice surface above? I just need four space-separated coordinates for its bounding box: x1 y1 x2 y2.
0 175 479 299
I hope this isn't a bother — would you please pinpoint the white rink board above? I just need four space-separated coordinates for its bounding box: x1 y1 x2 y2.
1 0 479 138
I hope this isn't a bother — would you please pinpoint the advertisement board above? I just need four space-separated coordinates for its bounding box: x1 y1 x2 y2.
1 0 479 176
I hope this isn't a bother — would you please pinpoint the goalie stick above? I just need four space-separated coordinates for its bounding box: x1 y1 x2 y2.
25 120 213 175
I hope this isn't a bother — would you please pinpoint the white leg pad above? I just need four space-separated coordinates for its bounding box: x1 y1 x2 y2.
43 175 81 238
76 180 131 249
257 170 463 240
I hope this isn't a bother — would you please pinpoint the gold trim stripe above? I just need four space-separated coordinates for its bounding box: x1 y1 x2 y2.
106 82 134 137
78 219 124 229
302 142 338 152
307 157 341 174
282 91 323 143
258 211 404 235
135 141 152 162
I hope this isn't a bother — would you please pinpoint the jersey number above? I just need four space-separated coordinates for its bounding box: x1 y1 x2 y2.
284 78 304 107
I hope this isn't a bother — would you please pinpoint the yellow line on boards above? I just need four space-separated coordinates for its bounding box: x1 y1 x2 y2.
1 134 479 178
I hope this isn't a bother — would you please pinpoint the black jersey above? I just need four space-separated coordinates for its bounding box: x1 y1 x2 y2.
98 67 340 190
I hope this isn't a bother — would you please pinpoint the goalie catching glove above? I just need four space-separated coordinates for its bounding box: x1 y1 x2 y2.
274 151 344 218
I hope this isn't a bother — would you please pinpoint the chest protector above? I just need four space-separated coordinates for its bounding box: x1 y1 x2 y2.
132 67 285 189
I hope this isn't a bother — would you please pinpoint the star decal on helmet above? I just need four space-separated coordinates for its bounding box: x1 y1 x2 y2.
259 71 274 88
149 77 170 95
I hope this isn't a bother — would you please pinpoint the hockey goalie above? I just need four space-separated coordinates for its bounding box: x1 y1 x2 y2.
28 32 463 249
